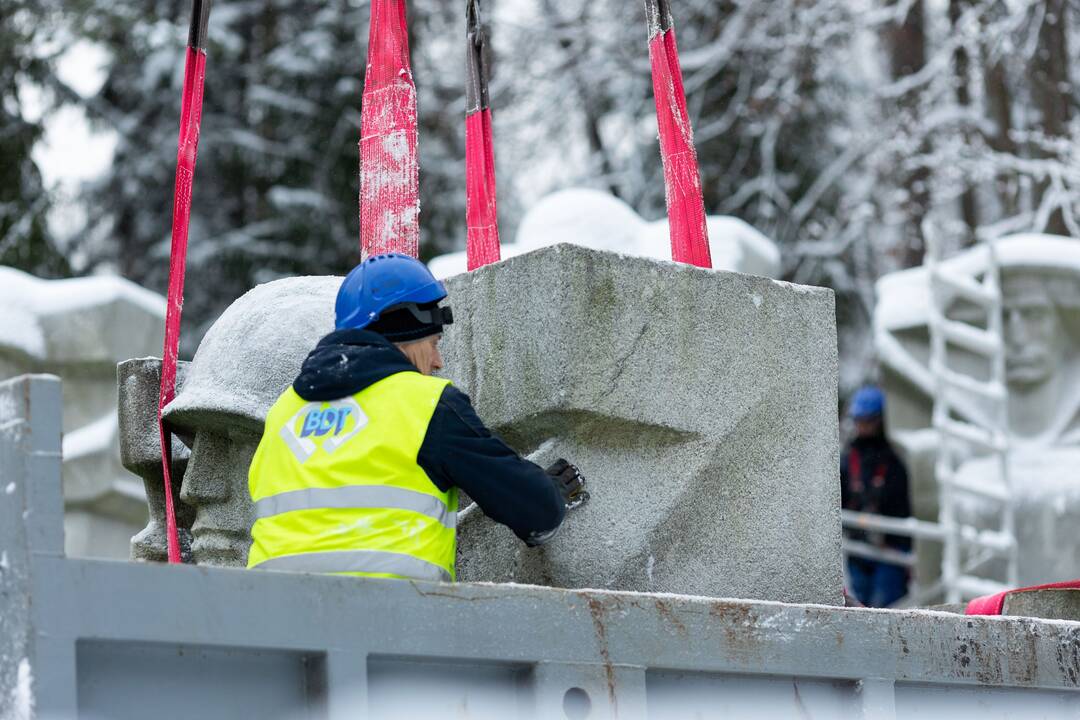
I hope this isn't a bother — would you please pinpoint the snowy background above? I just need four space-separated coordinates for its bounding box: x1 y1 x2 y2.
4 0 1080 395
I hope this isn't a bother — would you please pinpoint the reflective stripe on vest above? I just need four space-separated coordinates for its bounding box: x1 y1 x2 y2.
251 549 452 583
247 371 456 581
255 484 456 529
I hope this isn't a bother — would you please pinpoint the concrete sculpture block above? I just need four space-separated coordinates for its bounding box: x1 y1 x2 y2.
0 266 165 558
121 246 842 604
117 358 194 562
445 244 842 604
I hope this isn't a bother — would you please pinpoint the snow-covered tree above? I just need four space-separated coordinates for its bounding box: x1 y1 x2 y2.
0 0 68 276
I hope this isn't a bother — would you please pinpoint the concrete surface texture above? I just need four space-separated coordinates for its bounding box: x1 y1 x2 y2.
117 358 194 562
121 246 841 604
1004 589 1080 621
443 244 842 604
0 265 164 559
122 276 338 566
875 235 1080 591
3 378 1080 719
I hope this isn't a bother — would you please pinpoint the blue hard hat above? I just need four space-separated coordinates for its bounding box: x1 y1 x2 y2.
849 385 885 420
335 254 448 331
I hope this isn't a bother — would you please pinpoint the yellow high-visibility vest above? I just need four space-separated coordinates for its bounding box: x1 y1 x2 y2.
247 371 457 582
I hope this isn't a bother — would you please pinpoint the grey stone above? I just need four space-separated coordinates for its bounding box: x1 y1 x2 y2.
123 276 339 566
1003 589 1080 622
443 244 842 605
120 246 842 605
117 358 194 562
0 267 165 559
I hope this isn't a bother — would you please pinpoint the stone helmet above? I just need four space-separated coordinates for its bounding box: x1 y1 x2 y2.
151 275 340 566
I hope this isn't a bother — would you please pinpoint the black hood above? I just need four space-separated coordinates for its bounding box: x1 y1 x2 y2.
293 329 418 401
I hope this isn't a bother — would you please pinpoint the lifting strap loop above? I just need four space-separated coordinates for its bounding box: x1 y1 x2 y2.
360 0 421 259
644 0 712 268
465 0 501 271
158 0 213 564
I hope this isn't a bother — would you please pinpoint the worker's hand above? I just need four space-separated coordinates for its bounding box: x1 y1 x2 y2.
546 459 588 509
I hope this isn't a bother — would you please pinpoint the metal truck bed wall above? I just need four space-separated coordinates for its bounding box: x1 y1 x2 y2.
3 375 1079 720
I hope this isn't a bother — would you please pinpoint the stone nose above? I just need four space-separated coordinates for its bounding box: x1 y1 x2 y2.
180 432 238 505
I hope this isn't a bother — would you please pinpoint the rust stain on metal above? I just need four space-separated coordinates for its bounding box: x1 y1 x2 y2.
584 593 619 714
654 598 687 637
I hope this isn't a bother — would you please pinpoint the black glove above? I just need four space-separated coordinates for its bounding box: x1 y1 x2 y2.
546 458 586 507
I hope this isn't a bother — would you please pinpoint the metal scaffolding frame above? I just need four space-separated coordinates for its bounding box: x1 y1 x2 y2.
841 222 1018 606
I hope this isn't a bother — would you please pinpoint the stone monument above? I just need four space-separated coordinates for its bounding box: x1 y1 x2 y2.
122 244 843 604
0 266 165 558
875 234 1080 587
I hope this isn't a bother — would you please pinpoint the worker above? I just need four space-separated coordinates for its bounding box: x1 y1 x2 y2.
245 253 584 581
840 385 912 607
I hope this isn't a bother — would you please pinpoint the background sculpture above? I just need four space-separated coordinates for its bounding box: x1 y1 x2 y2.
875 234 1080 588
0 266 165 558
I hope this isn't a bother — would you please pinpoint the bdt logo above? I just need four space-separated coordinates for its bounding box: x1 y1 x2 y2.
281 398 368 463
300 406 353 438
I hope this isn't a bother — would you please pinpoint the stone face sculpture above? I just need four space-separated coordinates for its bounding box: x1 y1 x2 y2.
122 245 843 604
122 276 338 566
875 234 1080 586
0 266 165 558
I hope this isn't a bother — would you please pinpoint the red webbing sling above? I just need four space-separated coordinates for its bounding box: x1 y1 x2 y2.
158 0 212 564
360 0 421 258
464 0 501 270
644 0 711 268
965 578 1080 615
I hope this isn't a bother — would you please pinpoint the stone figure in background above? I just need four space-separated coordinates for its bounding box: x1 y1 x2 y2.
875 234 1080 589
121 244 843 606
0 266 165 558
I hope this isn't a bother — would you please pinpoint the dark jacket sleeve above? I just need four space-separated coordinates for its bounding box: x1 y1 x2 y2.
417 386 567 544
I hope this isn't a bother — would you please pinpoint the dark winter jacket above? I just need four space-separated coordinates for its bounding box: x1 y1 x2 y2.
292 328 566 545
840 435 912 552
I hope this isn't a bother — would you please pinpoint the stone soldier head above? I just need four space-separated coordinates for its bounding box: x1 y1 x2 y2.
1001 270 1074 389
155 276 339 565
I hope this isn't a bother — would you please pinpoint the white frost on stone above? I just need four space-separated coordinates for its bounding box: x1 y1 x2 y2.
11 658 33 720
428 188 782 280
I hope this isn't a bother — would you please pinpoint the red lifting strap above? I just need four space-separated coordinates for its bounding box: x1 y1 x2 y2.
965 578 1080 616
158 0 212 564
464 0 501 271
360 0 421 258
645 0 711 268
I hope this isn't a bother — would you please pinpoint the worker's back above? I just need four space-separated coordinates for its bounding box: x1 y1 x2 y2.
247 370 457 582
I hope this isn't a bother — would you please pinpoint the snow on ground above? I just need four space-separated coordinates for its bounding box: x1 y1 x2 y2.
429 188 782 280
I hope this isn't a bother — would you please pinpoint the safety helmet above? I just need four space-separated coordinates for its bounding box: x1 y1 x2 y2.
335 253 449 331
848 385 885 420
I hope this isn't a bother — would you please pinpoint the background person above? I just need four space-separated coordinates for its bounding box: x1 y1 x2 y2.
841 385 912 607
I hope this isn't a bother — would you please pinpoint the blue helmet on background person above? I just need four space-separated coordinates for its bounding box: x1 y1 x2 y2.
848 385 885 420
335 253 454 341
